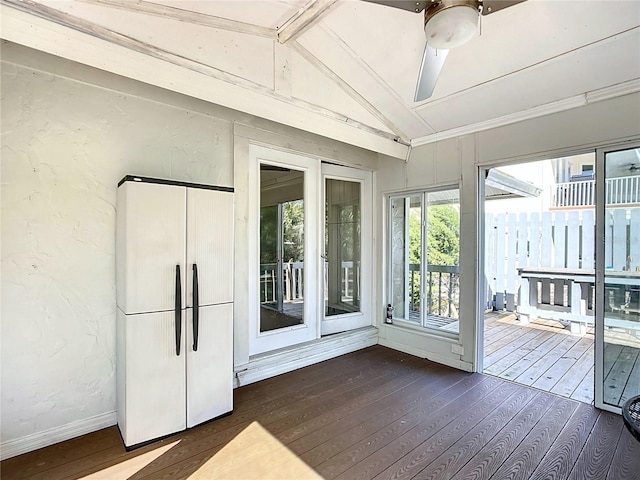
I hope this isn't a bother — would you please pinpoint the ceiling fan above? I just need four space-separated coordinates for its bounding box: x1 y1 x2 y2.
362 0 526 101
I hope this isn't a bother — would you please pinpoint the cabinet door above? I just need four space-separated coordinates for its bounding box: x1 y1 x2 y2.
186 303 233 428
121 310 186 447
117 181 186 314
186 188 234 307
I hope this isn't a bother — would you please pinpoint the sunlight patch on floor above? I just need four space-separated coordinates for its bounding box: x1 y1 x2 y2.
79 440 181 479
188 421 322 480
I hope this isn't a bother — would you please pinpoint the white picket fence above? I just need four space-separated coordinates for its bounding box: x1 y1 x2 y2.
485 207 640 311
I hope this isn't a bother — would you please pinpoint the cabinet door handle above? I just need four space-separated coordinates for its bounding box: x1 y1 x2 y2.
192 264 199 351
175 265 182 356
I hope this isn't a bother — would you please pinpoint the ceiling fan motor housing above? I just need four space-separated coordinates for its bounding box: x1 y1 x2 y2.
424 0 480 49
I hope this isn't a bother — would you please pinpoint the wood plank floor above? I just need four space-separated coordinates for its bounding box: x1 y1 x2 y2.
483 312 595 404
484 312 640 405
3 345 639 479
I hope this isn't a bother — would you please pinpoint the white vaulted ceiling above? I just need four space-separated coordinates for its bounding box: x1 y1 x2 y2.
2 0 639 159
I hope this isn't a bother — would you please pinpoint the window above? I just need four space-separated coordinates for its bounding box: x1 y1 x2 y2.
389 187 460 335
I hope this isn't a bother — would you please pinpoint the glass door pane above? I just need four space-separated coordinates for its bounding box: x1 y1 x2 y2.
259 164 304 332
321 164 372 336
259 204 281 312
250 145 319 357
325 179 361 316
598 146 640 410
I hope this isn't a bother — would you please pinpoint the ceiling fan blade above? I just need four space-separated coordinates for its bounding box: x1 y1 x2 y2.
481 0 526 15
415 45 448 102
359 0 428 13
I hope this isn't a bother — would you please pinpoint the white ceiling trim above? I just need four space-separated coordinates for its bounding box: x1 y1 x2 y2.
82 0 275 38
277 0 338 44
411 78 640 147
0 3 409 159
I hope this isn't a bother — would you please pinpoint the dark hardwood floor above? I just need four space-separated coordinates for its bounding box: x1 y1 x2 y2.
2 345 639 479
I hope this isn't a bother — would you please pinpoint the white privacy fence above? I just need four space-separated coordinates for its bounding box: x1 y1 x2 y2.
485 208 640 312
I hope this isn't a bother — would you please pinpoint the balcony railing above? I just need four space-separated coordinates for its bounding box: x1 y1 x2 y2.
409 264 459 318
552 175 640 208
260 261 357 305
260 262 459 321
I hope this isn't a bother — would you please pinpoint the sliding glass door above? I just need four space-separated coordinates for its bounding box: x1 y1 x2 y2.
595 144 640 412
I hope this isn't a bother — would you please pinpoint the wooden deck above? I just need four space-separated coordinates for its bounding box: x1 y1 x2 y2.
3 345 639 479
484 311 640 406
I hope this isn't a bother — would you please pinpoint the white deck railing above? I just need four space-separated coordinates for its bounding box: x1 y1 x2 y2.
260 261 357 304
552 176 640 208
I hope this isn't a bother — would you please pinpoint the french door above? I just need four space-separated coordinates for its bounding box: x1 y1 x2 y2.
249 146 373 356
321 164 372 335
595 144 640 412
249 145 320 356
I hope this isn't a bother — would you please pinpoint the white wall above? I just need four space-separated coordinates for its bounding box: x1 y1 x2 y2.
0 42 379 458
376 92 640 371
0 44 232 455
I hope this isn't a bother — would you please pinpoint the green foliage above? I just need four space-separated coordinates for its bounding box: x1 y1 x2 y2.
408 204 460 266
407 204 460 316
283 200 304 261
259 200 305 264
427 205 460 266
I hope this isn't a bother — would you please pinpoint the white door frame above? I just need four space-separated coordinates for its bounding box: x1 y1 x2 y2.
594 142 640 413
248 144 321 356
321 164 373 335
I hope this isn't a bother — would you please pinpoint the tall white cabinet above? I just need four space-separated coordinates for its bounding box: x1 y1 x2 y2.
116 176 234 448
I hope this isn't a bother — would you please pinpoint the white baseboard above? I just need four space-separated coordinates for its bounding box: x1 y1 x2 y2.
235 326 378 387
378 338 474 372
0 411 117 461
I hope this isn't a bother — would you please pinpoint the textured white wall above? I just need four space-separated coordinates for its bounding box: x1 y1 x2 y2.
1 55 233 447
0 43 380 455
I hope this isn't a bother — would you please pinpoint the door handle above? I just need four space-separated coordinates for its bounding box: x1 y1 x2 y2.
175 264 182 356
192 264 199 352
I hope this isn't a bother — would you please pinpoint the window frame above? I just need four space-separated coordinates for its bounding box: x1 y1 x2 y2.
386 184 461 339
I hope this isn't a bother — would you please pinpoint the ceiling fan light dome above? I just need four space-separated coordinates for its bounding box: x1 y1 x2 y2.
424 5 479 50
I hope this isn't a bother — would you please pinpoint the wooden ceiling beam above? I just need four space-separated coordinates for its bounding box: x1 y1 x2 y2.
277 0 338 44
82 0 275 38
